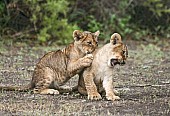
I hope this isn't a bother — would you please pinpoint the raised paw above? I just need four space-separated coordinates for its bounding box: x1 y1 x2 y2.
85 54 93 60
81 54 93 67
106 94 120 101
88 92 102 100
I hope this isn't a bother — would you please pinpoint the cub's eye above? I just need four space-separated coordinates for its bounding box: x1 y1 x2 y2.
122 50 125 54
87 41 92 45
96 41 98 46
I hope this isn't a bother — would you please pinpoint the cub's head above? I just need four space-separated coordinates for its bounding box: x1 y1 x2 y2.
107 33 128 67
73 30 100 54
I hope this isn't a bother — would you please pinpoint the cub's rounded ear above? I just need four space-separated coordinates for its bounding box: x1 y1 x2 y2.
94 30 100 37
94 30 100 41
110 33 122 45
73 30 83 41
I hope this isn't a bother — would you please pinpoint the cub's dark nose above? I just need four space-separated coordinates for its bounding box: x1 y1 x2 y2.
120 60 126 65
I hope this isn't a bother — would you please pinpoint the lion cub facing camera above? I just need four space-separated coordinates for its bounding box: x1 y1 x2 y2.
77 33 128 101
0 30 100 94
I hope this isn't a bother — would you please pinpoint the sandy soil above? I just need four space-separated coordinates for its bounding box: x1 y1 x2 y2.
0 40 169 116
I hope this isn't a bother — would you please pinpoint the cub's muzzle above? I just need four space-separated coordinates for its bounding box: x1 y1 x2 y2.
110 58 126 66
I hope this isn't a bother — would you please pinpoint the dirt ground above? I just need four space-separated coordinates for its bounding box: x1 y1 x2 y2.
0 39 170 116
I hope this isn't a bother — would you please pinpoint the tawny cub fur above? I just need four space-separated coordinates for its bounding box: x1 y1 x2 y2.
0 30 100 94
77 33 128 101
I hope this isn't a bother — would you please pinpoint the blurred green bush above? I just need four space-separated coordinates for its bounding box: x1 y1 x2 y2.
0 0 169 44
69 0 170 41
0 0 79 44
25 0 79 44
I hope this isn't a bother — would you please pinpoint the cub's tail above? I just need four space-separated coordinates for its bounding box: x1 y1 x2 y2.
58 85 78 93
0 83 33 92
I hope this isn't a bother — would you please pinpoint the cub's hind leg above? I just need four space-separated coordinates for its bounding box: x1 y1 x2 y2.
34 88 59 95
33 67 59 95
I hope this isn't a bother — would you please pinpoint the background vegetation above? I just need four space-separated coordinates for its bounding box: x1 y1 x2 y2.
0 0 170 44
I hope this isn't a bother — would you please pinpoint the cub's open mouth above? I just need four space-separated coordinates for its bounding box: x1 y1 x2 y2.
111 59 119 66
110 59 125 66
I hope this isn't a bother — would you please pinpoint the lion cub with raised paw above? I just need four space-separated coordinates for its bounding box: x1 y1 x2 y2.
78 33 128 101
0 30 100 95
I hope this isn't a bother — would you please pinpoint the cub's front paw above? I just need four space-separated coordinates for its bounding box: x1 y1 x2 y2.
88 92 102 100
106 93 120 101
85 54 93 60
81 54 93 67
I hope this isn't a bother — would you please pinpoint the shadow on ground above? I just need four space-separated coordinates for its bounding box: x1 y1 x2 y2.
0 40 170 115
